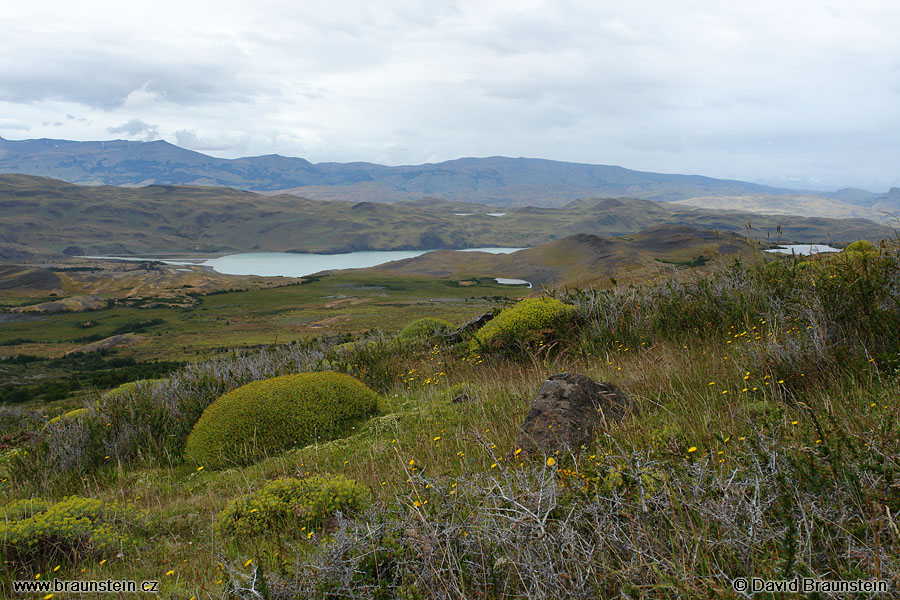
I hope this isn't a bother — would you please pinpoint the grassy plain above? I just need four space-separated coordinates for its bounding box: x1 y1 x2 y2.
0 271 528 412
0 273 526 358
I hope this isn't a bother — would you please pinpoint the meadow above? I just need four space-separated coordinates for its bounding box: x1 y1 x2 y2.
2 242 899 599
0 273 527 410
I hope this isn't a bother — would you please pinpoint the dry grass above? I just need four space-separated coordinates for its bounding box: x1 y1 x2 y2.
3 246 900 598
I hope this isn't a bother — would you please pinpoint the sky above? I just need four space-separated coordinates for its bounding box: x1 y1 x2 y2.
1 0 898 191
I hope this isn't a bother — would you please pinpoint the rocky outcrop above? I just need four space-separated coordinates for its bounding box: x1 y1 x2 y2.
444 312 494 344
515 372 630 455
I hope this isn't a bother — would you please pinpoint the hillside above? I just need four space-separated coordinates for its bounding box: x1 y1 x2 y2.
3 240 899 598
365 225 758 288
672 194 899 224
1 136 803 206
0 175 892 260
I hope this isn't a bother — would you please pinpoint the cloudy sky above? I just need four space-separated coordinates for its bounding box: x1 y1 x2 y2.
2 0 898 190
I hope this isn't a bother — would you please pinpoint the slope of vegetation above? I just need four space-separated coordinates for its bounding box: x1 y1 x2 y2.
2 241 899 598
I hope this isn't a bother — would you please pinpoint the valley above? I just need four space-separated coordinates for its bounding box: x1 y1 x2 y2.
2 168 898 599
0 174 893 262
4 1 900 594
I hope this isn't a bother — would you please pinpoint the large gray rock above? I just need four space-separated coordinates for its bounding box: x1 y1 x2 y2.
515 372 630 455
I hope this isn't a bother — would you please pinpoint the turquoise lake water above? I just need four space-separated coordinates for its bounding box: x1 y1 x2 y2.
86 248 525 278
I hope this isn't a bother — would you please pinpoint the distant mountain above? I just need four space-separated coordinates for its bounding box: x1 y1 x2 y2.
0 175 891 261
0 136 803 206
828 187 900 215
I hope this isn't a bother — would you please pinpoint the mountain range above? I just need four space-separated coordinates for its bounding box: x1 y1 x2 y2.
0 135 829 207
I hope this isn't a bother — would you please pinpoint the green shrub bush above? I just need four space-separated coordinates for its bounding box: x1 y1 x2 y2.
397 317 453 341
102 378 165 399
216 474 371 538
46 407 88 426
185 372 379 468
0 496 140 563
843 240 878 255
468 297 577 353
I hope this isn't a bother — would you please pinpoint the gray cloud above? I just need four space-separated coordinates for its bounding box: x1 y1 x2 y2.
1 0 899 190
107 118 160 141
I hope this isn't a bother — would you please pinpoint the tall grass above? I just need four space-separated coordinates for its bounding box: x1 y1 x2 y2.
4 242 900 598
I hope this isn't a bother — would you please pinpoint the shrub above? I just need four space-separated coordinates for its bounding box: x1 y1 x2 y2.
46 407 88 426
102 378 165 399
0 496 140 563
10 342 329 491
843 240 878 255
216 475 371 538
397 318 453 341
185 372 379 468
1 497 51 520
324 336 406 393
0 406 44 440
468 297 577 353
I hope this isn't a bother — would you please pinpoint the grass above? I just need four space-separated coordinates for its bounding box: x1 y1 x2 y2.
2 245 900 598
4 341 897 598
0 273 527 412
0 273 525 360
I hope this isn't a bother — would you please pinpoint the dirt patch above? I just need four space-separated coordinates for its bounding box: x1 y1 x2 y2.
306 316 345 329
324 296 366 309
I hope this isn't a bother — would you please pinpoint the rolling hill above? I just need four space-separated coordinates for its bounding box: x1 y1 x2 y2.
362 225 760 288
672 193 900 224
0 175 891 261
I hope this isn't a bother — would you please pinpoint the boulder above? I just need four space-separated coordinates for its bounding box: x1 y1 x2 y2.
515 372 630 455
444 312 494 344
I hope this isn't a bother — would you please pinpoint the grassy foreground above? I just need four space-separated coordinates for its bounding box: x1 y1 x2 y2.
2 243 900 599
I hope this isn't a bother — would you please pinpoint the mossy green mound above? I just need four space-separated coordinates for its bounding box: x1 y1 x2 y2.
103 378 165 399
468 297 577 353
216 475 370 538
185 372 379 468
397 317 453 340
46 407 88 426
0 496 140 562
843 240 877 255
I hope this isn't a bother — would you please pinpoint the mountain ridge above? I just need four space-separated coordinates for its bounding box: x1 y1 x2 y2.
0 136 810 206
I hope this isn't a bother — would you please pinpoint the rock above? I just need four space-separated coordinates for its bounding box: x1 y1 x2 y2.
444 312 494 344
515 372 630 456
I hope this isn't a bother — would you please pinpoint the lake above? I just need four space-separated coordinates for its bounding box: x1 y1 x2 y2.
86 248 525 278
765 244 841 255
